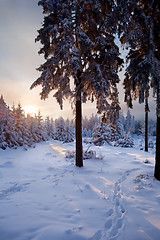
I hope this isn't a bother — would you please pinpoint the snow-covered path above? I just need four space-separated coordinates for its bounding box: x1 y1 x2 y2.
0 140 160 240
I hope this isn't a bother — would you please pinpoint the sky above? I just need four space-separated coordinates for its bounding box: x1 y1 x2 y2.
0 0 156 121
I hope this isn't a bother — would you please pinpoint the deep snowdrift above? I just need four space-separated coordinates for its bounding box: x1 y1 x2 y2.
0 139 160 240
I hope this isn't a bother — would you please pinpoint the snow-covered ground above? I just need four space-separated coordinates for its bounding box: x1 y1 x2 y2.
0 139 160 240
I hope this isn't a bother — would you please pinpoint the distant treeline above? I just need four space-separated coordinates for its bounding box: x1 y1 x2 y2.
0 95 156 150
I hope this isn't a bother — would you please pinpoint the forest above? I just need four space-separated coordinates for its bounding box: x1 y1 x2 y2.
0 1 160 239
28 0 160 179
0 95 156 150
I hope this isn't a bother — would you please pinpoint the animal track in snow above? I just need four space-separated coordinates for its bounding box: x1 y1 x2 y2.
91 168 140 240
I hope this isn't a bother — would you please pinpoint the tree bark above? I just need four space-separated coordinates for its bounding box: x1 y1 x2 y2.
75 73 83 167
154 115 160 180
154 83 160 180
145 97 149 152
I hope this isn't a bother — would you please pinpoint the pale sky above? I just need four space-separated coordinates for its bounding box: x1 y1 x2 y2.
0 0 156 120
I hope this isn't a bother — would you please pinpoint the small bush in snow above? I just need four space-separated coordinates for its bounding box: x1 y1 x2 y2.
65 149 97 160
114 134 134 148
65 150 76 158
83 138 92 144
148 140 154 149
0 141 8 150
83 150 96 159
93 122 134 148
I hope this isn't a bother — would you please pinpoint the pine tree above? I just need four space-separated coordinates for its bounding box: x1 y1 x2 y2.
125 110 132 133
134 120 143 136
0 96 49 149
116 112 125 139
0 95 7 118
35 110 48 142
0 96 18 149
45 116 54 137
116 0 160 180
0 96 8 149
92 122 112 146
14 103 26 146
31 0 123 167
145 92 150 152
54 117 74 142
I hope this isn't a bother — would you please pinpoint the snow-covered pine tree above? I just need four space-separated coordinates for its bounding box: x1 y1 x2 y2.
125 110 132 133
148 119 156 136
54 117 74 142
63 119 74 143
54 117 66 141
82 114 100 137
50 118 54 137
14 103 27 146
0 95 8 149
0 96 49 149
45 116 54 137
25 114 36 147
92 122 112 146
0 124 6 149
144 91 150 152
4 107 19 149
116 112 125 139
114 132 134 148
113 112 134 147
35 110 48 142
116 0 160 180
0 96 20 149
31 0 123 167
134 120 143 136
0 95 7 118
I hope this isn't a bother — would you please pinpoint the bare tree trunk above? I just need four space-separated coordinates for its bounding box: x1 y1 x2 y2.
75 72 83 167
154 115 160 180
145 97 149 152
154 83 160 180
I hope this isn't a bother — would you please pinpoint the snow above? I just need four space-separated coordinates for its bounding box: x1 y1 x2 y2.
0 139 160 240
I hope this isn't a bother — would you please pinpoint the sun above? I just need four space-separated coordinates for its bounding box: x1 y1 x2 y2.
24 105 37 117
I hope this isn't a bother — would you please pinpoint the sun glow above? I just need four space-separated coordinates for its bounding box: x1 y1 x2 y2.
24 105 37 117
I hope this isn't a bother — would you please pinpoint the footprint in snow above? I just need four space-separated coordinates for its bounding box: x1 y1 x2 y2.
93 169 140 240
105 219 112 229
0 182 30 200
106 209 114 217
45 152 52 156
0 161 13 168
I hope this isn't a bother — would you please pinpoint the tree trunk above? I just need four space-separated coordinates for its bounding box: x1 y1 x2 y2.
154 83 160 181
154 115 160 180
145 97 149 152
75 72 83 167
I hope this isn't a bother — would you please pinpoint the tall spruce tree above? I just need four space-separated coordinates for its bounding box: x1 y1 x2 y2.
116 0 160 180
144 92 150 152
31 0 123 166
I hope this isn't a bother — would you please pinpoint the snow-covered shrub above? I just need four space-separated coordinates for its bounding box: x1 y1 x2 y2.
0 141 8 150
65 150 76 159
114 132 133 148
53 117 74 143
83 150 96 159
92 118 134 148
65 149 97 160
148 140 154 149
92 123 112 146
83 138 92 144
0 96 49 150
